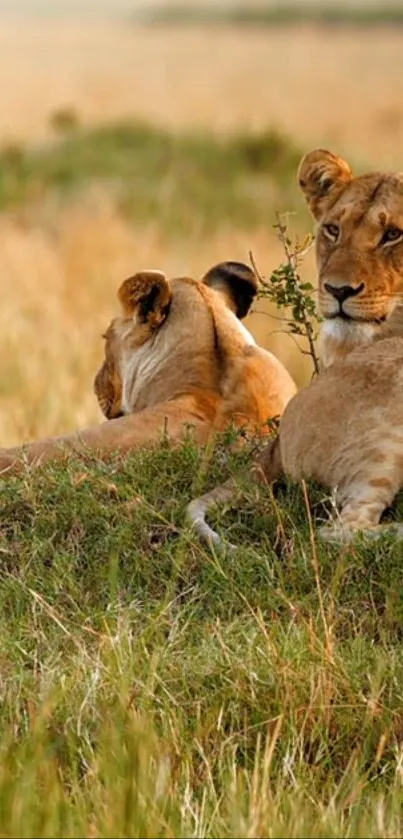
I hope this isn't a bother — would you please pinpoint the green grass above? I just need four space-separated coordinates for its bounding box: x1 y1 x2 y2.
0 119 304 234
1 432 403 837
139 3 403 27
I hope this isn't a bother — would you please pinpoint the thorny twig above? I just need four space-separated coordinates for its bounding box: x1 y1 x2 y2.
250 213 321 376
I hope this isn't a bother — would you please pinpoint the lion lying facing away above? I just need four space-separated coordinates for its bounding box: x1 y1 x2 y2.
0 261 296 475
187 150 403 546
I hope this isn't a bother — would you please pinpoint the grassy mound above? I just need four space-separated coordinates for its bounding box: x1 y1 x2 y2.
0 434 402 836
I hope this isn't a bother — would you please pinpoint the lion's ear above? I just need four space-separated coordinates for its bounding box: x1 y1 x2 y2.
118 270 172 327
202 261 258 319
298 149 353 220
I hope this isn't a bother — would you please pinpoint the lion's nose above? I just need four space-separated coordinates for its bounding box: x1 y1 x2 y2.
324 282 365 304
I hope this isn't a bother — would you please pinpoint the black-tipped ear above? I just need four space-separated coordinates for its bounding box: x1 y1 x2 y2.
118 270 172 328
202 261 258 319
298 149 353 220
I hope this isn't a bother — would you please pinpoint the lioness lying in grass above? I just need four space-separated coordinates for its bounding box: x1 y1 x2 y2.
187 150 403 546
0 261 296 474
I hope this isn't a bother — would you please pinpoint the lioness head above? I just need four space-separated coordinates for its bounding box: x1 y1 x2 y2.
94 261 258 419
298 149 403 366
93 269 171 419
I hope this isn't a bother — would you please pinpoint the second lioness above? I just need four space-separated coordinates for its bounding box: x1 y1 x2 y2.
0 261 296 474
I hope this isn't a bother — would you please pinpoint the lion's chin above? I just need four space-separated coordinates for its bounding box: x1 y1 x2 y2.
319 317 380 368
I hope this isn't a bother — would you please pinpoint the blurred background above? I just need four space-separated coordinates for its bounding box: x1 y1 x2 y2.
0 0 402 444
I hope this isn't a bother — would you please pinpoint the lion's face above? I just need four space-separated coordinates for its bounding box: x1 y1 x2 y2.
298 149 403 366
93 321 125 420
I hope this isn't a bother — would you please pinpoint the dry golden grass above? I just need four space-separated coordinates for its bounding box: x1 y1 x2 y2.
0 19 401 445
1 20 403 164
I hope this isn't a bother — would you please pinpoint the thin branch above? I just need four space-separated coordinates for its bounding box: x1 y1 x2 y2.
275 217 320 375
249 249 264 285
249 215 321 376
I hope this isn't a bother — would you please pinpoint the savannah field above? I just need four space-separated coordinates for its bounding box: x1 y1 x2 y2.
1 7 403 838
1 14 403 443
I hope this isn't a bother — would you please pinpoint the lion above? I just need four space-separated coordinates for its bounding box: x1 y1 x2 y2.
187 150 403 547
0 261 297 475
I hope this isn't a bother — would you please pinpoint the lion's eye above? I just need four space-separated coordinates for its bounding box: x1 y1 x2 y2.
381 226 403 245
322 223 339 242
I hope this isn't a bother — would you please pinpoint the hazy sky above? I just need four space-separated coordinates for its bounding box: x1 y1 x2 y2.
0 0 141 18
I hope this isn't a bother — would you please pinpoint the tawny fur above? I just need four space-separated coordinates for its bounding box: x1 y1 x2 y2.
0 261 296 475
188 151 403 547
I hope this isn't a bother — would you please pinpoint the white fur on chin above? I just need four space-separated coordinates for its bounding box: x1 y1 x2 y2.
319 318 378 367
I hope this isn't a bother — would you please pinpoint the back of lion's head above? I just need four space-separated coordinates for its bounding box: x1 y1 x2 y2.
93 261 259 419
298 149 403 366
